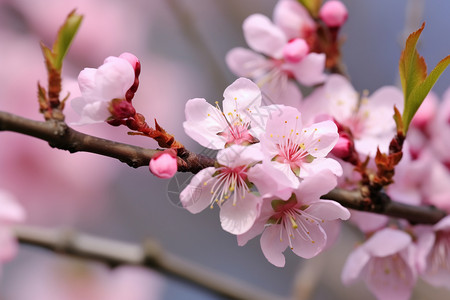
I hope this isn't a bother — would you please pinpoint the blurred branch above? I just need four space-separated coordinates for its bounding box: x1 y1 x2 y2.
0 111 446 224
14 224 284 300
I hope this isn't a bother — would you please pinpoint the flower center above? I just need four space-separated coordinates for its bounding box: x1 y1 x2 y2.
206 165 249 208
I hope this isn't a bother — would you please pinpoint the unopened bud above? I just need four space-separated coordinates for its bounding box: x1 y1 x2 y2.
319 1 348 28
283 38 309 63
331 134 352 159
149 150 178 179
119 52 140 72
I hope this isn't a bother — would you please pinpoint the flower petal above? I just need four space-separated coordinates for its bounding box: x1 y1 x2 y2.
223 77 262 118
296 170 337 203
179 167 216 213
273 0 315 40
226 48 269 78
260 224 288 267
183 98 228 149
291 219 326 259
341 246 371 285
363 228 411 257
220 192 261 235
302 120 339 157
286 53 327 86
243 14 287 58
305 200 350 221
96 56 135 100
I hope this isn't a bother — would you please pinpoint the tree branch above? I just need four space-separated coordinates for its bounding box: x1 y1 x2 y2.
14 225 285 300
0 110 446 225
0 111 214 173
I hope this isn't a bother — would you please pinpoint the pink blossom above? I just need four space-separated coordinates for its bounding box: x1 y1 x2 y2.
301 74 403 156
238 171 350 267
341 228 417 300
184 77 274 150
416 216 450 288
71 55 136 125
272 0 316 41
259 106 342 190
149 151 177 179
0 189 25 264
180 145 264 234
226 8 326 104
319 1 348 28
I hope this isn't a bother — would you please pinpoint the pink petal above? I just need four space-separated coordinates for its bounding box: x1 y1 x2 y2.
222 77 262 118
0 190 25 223
273 0 315 40
96 56 135 100
183 98 228 149
77 68 97 99
341 246 371 285
243 14 287 58
433 215 450 231
216 144 263 168
179 167 216 214
304 200 350 221
290 220 326 259
302 120 339 157
299 157 343 178
226 47 269 78
263 105 303 139
296 170 338 204
349 210 388 233
247 164 293 200
237 216 267 246
287 53 327 86
220 192 261 235
365 255 415 300
260 224 288 267
415 230 435 273
363 228 411 257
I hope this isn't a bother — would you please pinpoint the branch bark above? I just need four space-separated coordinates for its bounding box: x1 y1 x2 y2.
14 225 285 300
0 110 447 225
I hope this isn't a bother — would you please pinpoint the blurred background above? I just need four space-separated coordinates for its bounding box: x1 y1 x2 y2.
1 0 450 299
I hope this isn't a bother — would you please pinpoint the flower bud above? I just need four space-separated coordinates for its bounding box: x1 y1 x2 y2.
283 38 309 63
119 52 140 72
319 1 348 28
149 150 178 179
331 134 352 159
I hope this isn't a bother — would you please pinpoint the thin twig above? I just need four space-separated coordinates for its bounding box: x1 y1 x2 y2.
14 225 285 300
0 110 446 224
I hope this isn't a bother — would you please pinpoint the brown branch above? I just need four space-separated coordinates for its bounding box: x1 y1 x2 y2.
0 111 214 173
14 225 285 300
322 188 446 225
0 110 447 224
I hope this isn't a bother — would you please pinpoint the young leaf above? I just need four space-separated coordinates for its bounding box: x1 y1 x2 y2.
52 10 83 70
297 0 322 17
399 23 450 133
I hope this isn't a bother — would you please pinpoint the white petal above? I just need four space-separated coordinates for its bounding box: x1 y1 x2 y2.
226 48 269 78
220 193 261 235
260 224 288 267
179 168 216 214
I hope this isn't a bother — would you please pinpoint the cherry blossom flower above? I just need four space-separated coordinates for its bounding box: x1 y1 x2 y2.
183 77 274 150
301 74 403 156
71 55 135 125
180 144 264 235
238 171 350 267
342 228 417 300
226 4 326 104
416 216 450 289
259 106 342 190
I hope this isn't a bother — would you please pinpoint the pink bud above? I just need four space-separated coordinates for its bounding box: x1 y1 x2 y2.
319 1 348 28
283 38 309 63
119 52 140 71
331 134 352 159
149 151 178 179
109 98 136 119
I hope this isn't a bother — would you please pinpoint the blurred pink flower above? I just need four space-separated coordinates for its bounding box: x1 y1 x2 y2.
342 228 417 300
226 8 326 104
319 0 348 28
416 216 450 289
301 74 403 156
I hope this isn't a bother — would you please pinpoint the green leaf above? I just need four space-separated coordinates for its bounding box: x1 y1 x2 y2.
52 10 83 70
41 10 83 71
297 0 322 17
399 23 450 133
